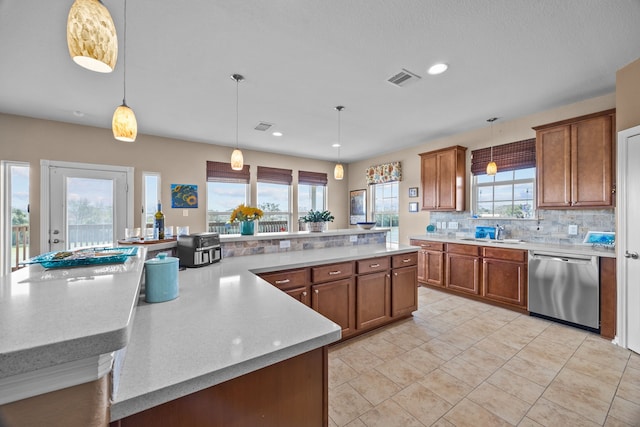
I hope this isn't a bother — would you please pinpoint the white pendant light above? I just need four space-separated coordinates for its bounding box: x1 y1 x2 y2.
486 117 498 176
67 0 118 73
334 106 345 180
230 74 245 170
112 0 137 142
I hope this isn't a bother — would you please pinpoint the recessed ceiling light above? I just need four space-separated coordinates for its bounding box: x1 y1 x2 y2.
427 63 448 75
332 143 341 148
73 110 85 117
272 131 283 137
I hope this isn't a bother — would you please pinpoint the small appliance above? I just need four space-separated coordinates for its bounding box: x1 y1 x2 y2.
177 232 222 267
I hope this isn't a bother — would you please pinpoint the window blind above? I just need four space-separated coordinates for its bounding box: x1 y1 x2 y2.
257 166 292 185
298 170 328 186
471 138 536 175
206 161 250 183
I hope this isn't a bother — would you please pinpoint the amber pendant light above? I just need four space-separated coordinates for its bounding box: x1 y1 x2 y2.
230 74 245 170
334 106 345 180
112 0 137 142
67 0 118 73
486 117 498 176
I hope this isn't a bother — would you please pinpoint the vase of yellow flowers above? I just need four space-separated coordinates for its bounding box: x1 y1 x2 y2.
229 204 264 235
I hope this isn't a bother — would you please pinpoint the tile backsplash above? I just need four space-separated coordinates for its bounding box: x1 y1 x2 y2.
428 209 615 245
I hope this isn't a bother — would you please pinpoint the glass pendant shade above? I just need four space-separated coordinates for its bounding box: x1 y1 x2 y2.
486 160 497 176
112 104 137 142
231 149 244 170
334 163 344 180
67 0 118 73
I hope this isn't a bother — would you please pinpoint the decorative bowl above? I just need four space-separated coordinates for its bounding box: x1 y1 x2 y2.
356 222 377 230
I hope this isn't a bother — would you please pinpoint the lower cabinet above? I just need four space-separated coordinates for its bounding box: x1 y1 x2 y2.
410 240 445 287
600 257 617 339
391 265 418 317
356 271 390 330
312 278 356 337
446 244 481 295
482 247 527 309
258 268 311 307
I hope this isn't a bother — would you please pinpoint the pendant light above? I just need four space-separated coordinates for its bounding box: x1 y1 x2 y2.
230 74 245 171
486 117 498 176
334 106 345 180
67 0 118 73
112 0 137 142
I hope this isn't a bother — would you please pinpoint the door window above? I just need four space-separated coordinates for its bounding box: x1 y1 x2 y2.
1 161 30 274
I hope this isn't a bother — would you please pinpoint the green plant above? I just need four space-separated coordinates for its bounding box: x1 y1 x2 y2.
300 209 334 223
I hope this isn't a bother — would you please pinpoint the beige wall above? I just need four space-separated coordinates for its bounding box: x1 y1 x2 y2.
348 93 616 245
0 113 348 255
616 57 640 131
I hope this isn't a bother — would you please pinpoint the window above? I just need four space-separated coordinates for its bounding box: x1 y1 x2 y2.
1 161 30 274
257 167 292 232
371 182 399 244
471 138 536 219
206 161 249 233
142 172 161 228
474 168 535 218
298 171 327 220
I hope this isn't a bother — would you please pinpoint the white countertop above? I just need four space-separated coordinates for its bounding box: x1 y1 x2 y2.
409 235 617 258
110 243 417 420
0 248 147 378
219 227 389 243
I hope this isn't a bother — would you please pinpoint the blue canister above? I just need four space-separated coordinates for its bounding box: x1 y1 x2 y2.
144 253 179 303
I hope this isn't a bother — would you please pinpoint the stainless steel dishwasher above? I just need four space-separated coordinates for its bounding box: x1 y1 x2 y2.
528 251 599 331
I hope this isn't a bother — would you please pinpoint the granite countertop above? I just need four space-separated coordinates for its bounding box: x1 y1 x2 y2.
110 243 417 421
409 235 617 258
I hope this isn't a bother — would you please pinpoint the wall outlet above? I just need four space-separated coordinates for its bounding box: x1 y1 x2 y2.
448 221 458 230
182 209 189 217
279 240 291 249
439 222 446 229
350 235 358 243
568 224 578 235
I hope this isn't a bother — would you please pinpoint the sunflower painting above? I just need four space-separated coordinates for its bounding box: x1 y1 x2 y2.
171 184 198 208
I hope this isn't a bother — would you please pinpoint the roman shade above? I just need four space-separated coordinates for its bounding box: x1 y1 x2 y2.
365 161 402 185
471 138 536 175
298 170 328 186
257 166 292 185
206 161 250 183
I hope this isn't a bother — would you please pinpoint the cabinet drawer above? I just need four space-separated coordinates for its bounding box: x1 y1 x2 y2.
392 252 418 268
259 268 309 289
357 257 390 274
410 240 444 251
447 243 480 256
482 247 527 262
311 262 354 283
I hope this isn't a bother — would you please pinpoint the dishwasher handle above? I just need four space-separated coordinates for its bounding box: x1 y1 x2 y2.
530 253 595 265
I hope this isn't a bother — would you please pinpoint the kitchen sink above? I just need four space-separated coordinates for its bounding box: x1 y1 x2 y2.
458 238 524 244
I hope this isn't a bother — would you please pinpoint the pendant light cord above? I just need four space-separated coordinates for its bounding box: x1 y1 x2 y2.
236 77 239 149
122 0 128 106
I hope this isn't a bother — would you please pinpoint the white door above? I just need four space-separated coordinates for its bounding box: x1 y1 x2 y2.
617 125 640 353
41 161 133 253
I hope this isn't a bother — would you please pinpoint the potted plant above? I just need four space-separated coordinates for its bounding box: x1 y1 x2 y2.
229 204 264 235
300 209 335 232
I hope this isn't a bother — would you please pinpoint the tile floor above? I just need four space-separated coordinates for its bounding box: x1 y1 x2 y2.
328 286 640 427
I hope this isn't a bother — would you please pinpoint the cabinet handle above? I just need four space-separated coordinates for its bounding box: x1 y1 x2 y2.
402 258 411 263
275 279 290 284
421 244 431 248
315 289 319 294
370 263 380 268
328 270 341 275
302 291 307 296
394 272 398 276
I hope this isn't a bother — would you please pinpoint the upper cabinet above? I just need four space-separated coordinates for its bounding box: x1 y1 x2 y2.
419 145 467 211
533 109 615 209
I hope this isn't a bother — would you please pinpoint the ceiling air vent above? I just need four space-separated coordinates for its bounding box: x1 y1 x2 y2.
387 68 421 87
254 122 274 131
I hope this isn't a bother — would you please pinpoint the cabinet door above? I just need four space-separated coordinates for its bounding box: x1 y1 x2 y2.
436 149 457 210
391 266 418 317
571 114 613 207
416 249 427 283
536 125 571 207
446 254 480 295
356 272 390 330
424 251 445 287
421 153 438 210
284 286 311 307
312 278 355 337
482 259 526 308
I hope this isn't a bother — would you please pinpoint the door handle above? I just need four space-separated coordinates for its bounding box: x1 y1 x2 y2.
625 251 639 259
50 239 63 244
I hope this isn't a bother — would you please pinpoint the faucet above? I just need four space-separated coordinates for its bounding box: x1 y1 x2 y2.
496 224 505 241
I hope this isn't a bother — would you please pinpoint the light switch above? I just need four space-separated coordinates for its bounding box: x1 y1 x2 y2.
279 240 291 249
350 235 358 242
183 210 189 217
568 224 578 235
448 222 458 230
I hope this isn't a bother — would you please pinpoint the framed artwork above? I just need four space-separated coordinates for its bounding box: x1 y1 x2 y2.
349 189 366 225
409 187 418 198
171 184 198 208
409 202 419 212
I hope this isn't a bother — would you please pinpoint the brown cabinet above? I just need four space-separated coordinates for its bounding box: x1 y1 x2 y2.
312 278 356 337
600 257 616 339
446 243 481 295
259 268 311 306
419 145 467 211
356 271 390 330
482 247 527 308
410 239 445 286
534 109 615 208
391 263 418 317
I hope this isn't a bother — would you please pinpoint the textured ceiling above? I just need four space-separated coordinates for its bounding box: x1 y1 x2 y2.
1 0 639 162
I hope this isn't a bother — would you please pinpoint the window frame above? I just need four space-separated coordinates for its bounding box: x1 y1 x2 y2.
142 171 161 228
471 167 536 219
371 181 399 244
